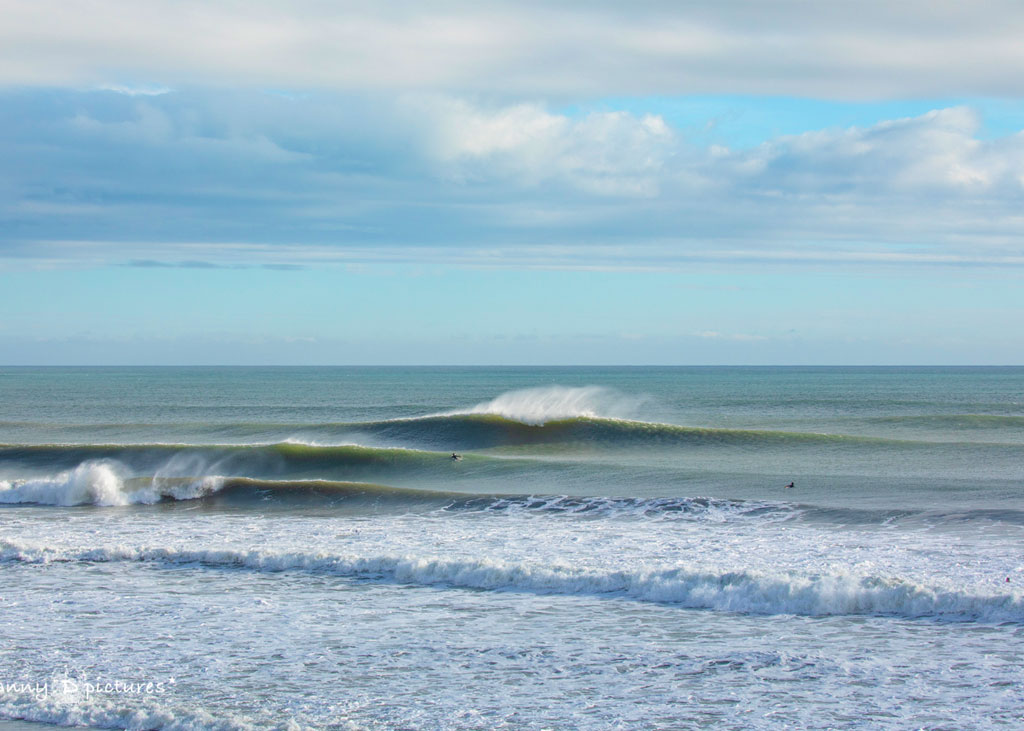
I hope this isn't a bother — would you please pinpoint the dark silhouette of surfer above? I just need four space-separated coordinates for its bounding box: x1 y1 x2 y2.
451 453 461 461
784 481 794 489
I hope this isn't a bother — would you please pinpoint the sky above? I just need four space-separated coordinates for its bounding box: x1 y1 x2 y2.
2 0 1023 364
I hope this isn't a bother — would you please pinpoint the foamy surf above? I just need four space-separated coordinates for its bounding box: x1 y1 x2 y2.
0 695 259 731
3 539 1020 623
446 494 796 523
0 669 294 731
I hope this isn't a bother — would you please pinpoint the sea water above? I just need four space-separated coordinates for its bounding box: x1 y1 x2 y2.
0 367 1021 729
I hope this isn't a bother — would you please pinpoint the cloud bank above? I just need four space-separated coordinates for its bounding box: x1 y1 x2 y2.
2 89 1023 270
4 1 1024 99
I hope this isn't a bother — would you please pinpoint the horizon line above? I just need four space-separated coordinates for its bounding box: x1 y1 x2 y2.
2 364 1021 369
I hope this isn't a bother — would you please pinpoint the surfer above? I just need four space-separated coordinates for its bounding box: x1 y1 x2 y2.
784 481 794 489
451 453 461 461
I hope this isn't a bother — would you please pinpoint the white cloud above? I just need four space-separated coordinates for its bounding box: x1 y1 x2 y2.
417 97 675 195
415 101 1024 203
721 107 1024 194
3 1 1024 99
3 88 1024 269
97 84 172 97
693 331 769 342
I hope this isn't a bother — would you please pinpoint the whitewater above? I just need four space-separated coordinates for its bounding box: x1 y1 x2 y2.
1 367 1022 729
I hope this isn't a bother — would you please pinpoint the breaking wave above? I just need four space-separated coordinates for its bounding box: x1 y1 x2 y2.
4 461 1024 528
0 461 225 507
3 539 1020 623
440 385 645 425
0 463 792 522
0 462 451 509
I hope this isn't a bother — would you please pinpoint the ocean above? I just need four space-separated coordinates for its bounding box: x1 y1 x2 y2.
0 366 1021 729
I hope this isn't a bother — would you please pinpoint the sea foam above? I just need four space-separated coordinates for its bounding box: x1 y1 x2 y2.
0 676 259 731
2 539 1020 623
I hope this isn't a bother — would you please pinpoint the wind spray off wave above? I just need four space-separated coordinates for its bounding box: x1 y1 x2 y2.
444 385 647 425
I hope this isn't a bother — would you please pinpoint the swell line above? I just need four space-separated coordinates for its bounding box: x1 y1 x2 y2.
0 413 994 460
0 464 795 522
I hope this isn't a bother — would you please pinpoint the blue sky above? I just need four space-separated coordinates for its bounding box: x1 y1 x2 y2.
2 1 1023 364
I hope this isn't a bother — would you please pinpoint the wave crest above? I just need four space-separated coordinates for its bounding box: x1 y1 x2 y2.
448 385 643 425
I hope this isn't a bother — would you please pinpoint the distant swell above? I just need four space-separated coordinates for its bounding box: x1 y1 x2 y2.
2 539 1020 623
872 414 1024 429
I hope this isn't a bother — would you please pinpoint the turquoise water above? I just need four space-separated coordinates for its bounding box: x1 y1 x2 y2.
1 367 1022 729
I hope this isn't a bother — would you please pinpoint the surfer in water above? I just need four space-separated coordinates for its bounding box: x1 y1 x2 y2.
784 481 794 489
451 453 462 461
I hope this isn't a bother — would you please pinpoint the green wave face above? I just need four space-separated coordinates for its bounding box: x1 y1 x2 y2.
0 414 1004 475
0 443 479 487
353 414 883 451
3 411 1012 458
205 477 464 507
